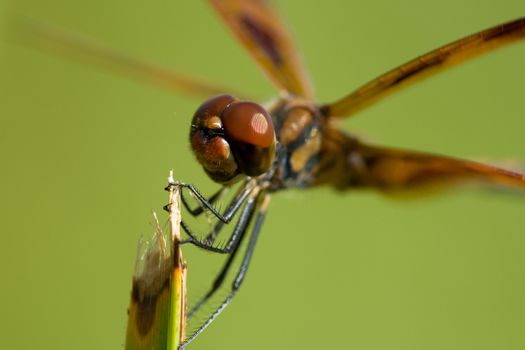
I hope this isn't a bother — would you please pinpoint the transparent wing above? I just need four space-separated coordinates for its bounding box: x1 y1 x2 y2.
209 0 314 98
12 17 244 99
338 142 525 191
322 17 525 118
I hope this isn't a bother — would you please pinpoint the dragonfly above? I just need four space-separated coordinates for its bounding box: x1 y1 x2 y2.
17 1 525 349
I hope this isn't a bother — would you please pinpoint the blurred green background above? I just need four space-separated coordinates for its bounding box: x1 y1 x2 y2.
2 1 525 349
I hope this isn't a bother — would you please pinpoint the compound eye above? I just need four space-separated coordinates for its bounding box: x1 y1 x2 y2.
190 94 237 136
189 94 241 184
190 130 240 183
222 102 275 148
221 101 276 176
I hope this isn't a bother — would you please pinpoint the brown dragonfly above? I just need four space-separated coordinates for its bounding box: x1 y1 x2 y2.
18 1 525 349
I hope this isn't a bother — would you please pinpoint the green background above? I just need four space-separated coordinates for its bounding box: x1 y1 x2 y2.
2 1 525 349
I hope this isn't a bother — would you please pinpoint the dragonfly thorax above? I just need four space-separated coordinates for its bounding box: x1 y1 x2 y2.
190 94 277 184
263 98 325 190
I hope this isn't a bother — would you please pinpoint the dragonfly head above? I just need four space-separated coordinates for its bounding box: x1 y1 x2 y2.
190 94 276 184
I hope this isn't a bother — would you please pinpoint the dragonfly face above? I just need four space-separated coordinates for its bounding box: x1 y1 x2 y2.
189 95 276 184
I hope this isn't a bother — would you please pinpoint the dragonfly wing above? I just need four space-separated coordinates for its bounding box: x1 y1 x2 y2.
315 130 525 192
13 17 243 99
209 0 314 99
347 143 525 192
322 17 525 118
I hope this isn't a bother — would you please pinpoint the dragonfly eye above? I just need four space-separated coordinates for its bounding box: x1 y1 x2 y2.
190 94 239 183
190 95 276 184
222 101 276 177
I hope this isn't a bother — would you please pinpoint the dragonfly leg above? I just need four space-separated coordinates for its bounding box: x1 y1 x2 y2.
179 193 270 350
187 205 254 319
179 180 255 223
181 187 260 254
180 186 227 217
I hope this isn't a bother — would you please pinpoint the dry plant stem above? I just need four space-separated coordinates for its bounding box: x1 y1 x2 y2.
168 179 183 244
166 175 188 347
